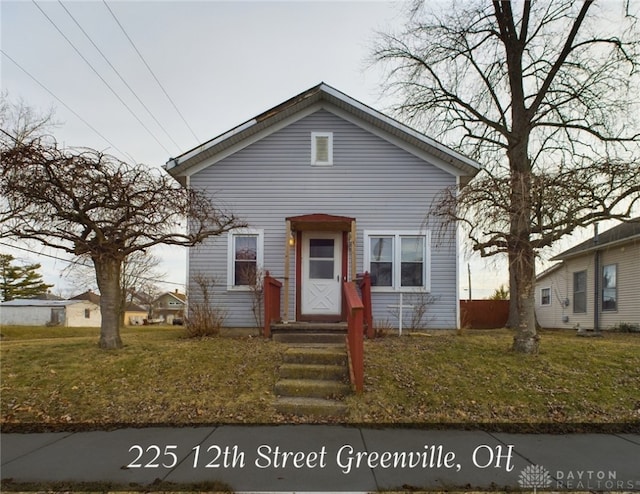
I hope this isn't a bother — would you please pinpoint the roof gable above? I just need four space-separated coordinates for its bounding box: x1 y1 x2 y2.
165 83 480 182
552 219 640 261
0 299 97 308
154 291 186 304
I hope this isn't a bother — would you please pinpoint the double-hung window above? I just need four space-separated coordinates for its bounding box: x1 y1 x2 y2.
311 132 333 166
540 287 551 306
602 264 617 311
365 231 430 291
227 229 264 289
573 270 587 313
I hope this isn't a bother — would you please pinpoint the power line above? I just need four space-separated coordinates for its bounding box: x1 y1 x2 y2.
102 0 200 145
0 49 135 162
57 0 182 151
0 241 185 287
31 0 172 157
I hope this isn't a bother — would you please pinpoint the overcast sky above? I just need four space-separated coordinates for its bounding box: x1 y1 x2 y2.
3 0 511 298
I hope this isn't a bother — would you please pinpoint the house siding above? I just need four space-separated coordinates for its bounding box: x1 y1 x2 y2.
188 109 458 329
536 240 640 329
0 301 101 327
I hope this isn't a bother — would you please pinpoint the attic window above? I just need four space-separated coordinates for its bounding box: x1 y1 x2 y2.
311 132 333 166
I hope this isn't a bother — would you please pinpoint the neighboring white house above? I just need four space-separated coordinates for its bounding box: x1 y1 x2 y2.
0 299 102 327
165 83 480 329
535 219 640 330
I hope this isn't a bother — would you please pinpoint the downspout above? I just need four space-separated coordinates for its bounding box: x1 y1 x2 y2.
593 224 600 332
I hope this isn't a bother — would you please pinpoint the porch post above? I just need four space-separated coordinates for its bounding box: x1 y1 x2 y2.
283 219 291 322
350 220 357 281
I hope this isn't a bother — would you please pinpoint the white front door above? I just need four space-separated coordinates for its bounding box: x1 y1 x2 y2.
301 232 342 316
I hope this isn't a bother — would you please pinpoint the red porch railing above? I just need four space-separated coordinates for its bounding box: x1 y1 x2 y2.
263 271 282 338
344 281 364 393
358 272 373 339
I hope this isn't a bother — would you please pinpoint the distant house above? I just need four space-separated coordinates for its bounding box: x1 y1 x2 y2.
165 83 480 329
535 220 640 330
71 290 148 325
0 299 101 327
153 290 186 324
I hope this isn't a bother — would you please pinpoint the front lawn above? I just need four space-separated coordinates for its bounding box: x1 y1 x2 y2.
1 326 638 430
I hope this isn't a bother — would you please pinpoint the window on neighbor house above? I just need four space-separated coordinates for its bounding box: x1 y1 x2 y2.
573 270 587 313
84 308 91 318
602 264 617 311
365 231 430 291
228 230 264 288
311 132 333 166
540 287 551 306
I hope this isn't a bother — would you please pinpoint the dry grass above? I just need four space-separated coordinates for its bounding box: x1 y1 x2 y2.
1 326 639 430
347 329 640 429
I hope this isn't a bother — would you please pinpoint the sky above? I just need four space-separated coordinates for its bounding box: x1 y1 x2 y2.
0 0 600 299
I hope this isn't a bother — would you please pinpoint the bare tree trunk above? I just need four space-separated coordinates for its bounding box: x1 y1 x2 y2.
508 154 539 353
511 241 539 353
93 257 123 349
507 254 518 329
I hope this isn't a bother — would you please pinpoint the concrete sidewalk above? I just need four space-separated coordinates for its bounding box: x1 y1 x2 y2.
2 426 640 492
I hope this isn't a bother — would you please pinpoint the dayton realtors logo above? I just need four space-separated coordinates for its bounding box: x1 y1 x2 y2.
518 464 552 492
519 464 639 491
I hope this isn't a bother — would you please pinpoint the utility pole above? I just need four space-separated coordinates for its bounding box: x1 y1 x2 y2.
467 263 472 301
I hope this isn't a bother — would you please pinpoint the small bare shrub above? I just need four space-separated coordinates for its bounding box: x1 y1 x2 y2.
185 274 226 337
374 318 394 338
407 293 439 331
240 264 264 334
386 293 439 332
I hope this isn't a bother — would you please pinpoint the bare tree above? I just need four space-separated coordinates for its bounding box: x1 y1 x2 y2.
65 249 166 324
0 139 244 349
373 0 640 352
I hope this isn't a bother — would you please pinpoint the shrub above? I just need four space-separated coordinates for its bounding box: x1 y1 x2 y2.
185 274 226 337
611 322 640 333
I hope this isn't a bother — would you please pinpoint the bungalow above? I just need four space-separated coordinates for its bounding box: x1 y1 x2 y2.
0 299 101 327
535 219 640 331
70 290 148 326
166 83 480 330
152 290 186 324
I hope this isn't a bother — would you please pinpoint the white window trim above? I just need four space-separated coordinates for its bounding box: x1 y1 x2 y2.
227 229 264 291
311 131 333 166
539 286 552 307
363 230 431 293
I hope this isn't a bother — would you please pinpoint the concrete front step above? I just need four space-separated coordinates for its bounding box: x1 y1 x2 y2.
283 347 347 366
274 396 348 417
275 378 351 399
272 322 348 332
279 363 348 380
273 332 345 344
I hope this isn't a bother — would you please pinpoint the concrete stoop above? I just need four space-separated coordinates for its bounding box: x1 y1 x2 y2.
274 336 351 418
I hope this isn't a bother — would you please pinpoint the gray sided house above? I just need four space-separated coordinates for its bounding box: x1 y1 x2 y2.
535 219 640 331
166 84 480 330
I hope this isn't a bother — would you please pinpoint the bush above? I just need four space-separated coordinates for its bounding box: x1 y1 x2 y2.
185 275 226 337
611 322 640 333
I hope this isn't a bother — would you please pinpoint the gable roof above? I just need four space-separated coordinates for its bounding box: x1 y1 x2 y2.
165 83 480 183
71 290 101 305
552 219 640 261
0 299 96 308
154 291 186 304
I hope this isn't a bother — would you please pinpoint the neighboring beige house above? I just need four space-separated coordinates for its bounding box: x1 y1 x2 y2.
0 299 101 327
535 220 640 331
124 303 148 325
71 290 148 325
153 290 186 324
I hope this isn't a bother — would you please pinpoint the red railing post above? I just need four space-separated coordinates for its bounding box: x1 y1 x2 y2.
344 281 364 393
359 271 374 339
263 271 282 338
